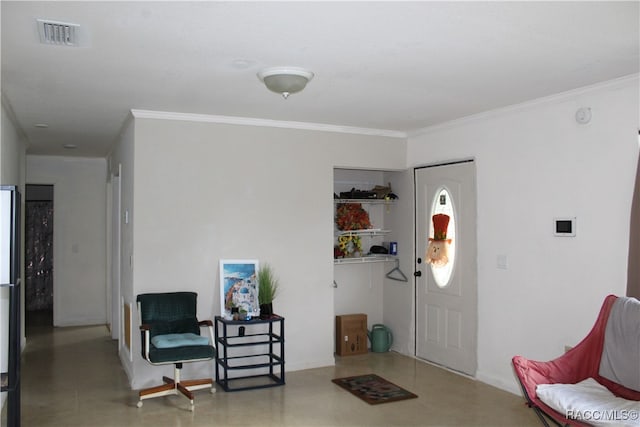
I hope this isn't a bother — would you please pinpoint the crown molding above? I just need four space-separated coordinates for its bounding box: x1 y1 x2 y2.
130 109 407 139
409 73 640 138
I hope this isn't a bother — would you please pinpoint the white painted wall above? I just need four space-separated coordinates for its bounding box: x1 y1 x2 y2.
120 116 406 389
1 107 25 186
108 116 135 378
404 75 639 394
0 97 27 412
26 156 108 327
382 169 415 355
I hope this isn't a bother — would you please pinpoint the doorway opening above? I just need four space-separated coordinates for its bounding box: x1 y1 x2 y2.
25 184 54 329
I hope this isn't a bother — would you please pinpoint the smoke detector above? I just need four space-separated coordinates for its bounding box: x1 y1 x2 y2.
37 19 80 46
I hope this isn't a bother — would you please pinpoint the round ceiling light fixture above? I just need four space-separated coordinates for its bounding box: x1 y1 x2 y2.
257 67 314 99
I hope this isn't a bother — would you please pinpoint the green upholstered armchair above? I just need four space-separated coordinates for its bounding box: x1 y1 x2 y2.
136 292 216 410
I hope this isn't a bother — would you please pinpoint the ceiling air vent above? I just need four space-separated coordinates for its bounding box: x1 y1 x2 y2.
37 19 79 46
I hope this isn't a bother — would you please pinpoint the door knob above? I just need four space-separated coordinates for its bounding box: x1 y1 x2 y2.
414 271 422 277
417 258 422 264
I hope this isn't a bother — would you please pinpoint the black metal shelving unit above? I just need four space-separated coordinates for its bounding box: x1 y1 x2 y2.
214 315 285 392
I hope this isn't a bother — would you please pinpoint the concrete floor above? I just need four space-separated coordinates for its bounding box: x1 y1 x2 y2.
11 322 540 426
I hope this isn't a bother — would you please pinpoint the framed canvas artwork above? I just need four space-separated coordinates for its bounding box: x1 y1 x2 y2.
219 259 260 318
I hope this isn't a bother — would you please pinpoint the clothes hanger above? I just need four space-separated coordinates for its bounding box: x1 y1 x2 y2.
386 259 408 282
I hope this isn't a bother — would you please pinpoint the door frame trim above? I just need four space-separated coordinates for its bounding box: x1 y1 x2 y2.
413 158 474 172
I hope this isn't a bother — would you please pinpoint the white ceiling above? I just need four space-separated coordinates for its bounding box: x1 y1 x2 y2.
2 1 638 157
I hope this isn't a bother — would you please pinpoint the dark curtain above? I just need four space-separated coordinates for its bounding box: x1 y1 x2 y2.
25 201 54 311
628 149 640 298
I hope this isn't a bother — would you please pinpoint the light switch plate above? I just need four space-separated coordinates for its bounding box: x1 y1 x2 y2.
497 254 508 269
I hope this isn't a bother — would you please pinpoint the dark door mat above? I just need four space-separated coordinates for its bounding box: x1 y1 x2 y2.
332 373 418 405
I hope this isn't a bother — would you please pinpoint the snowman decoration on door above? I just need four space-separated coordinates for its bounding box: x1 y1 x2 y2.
425 213 451 267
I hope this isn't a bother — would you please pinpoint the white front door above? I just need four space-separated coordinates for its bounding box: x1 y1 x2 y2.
415 161 477 376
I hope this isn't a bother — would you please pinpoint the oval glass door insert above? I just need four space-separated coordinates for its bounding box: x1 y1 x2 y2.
429 187 456 287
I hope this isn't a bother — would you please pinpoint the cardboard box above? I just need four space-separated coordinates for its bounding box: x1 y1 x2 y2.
335 314 368 356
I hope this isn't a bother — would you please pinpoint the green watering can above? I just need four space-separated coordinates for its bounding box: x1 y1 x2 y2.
368 324 393 353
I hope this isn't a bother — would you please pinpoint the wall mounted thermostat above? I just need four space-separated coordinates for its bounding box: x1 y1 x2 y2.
554 217 576 237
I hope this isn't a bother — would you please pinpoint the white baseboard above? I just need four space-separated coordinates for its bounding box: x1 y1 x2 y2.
286 357 335 372
53 317 107 327
476 370 522 396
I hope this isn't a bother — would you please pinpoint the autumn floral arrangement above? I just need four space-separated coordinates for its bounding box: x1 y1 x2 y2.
336 234 362 256
335 203 371 231
334 203 371 258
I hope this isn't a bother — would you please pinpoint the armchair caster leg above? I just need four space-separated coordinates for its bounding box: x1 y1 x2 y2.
136 401 143 408
210 387 216 394
189 401 194 412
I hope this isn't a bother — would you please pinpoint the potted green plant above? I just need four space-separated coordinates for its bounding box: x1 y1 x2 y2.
257 263 280 318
